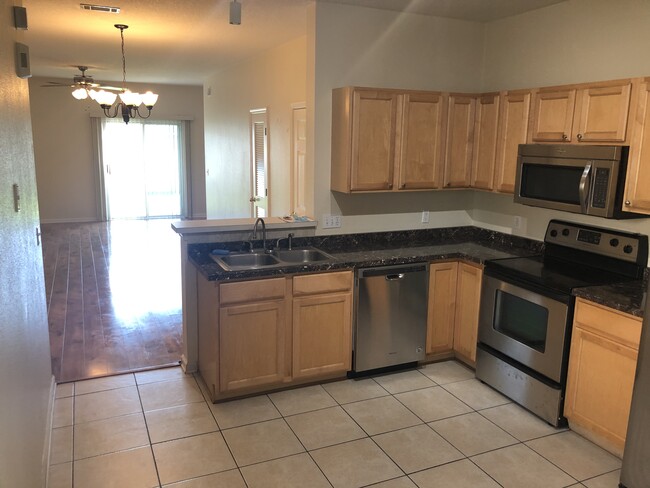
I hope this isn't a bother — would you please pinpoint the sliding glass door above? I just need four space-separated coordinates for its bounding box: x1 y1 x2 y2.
101 119 183 220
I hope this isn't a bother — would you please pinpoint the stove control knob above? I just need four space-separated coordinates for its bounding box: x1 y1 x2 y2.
562 228 570 236
550 229 558 237
624 245 634 254
610 238 619 247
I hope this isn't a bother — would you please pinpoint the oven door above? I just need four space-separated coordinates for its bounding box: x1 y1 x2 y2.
478 274 571 383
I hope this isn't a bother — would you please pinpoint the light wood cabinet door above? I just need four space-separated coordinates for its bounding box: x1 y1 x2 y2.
350 89 399 191
453 262 483 365
573 80 632 143
426 262 458 354
565 299 641 455
471 94 500 190
494 90 531 193
219 299 288 393
292 292 352 379
529 88 576 142
624 79 650 215
397 92 446 190
444 94 476 188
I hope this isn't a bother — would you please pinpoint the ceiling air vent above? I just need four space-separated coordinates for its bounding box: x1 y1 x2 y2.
80 4 121 14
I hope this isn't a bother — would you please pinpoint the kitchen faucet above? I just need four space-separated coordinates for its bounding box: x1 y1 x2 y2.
276 233 294 250
252 217 267 252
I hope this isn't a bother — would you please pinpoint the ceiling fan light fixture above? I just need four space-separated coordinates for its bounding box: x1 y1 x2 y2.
230 0 241 25
71 87 88 100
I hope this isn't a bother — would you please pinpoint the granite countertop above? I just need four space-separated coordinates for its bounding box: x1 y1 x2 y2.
187 225 647 318
187 226 540 282
573 277 647 318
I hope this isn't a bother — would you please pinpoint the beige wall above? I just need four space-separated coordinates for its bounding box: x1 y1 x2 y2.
203 36 307 219
29 79 206 223
310 2 485 235
0 1 54 485
473 0 650 243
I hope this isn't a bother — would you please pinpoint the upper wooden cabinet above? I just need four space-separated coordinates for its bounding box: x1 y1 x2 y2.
471 93 500 191
623 78 650 215
530 79 634 144
493 90 531 193
565 299 641 456
397 92 446 190
444 94 476 188
331 87 446 193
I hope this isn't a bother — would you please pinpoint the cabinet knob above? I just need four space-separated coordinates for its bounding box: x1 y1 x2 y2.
388 183 393 189
400 183 405 189
625 200 631 206
577 133 583 141
562 134 568 141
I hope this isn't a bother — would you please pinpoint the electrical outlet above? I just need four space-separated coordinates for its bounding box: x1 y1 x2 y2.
421 210 430 224
513 215 526 231
322 214 342 229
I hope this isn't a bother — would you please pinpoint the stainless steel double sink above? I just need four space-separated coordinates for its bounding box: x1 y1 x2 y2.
211 247 335 271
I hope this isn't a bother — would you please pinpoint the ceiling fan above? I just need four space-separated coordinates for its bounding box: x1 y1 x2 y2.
41 65 122 99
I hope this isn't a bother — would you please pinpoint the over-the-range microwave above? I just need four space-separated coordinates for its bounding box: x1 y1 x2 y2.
514 144 645 219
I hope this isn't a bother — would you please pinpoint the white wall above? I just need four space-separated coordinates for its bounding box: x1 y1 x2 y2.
29 79 206 223
310 2 485 235
0 2 54 485
203 36 307 219
474 0 650 241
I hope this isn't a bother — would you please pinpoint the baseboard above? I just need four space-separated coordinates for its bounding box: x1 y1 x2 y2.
40 217 100 224
42 375 56 488
181 354 198 374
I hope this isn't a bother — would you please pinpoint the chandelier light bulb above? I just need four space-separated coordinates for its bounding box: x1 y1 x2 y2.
71 88 88 100
142 91 159 108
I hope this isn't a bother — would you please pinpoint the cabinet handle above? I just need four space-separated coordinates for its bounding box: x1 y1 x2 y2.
577 133 583 141
388 183 393 189
562 134 568 141
625 200 631 206
400 183 406 189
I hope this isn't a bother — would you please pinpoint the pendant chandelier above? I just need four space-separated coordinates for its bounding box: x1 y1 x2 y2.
89 24 159 124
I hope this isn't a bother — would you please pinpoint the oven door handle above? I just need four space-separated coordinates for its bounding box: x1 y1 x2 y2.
579 161 592 214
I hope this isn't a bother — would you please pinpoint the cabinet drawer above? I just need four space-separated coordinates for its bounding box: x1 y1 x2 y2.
293 271 353 296
220 277 287 305
574 299 641 349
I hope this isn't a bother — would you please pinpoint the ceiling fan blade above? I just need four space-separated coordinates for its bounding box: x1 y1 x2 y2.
41 84 75 88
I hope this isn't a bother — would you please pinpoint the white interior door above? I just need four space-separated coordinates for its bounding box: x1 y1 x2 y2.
291 104 307 216
250 109 268 218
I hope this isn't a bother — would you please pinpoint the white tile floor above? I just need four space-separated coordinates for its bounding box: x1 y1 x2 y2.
48 361 623 488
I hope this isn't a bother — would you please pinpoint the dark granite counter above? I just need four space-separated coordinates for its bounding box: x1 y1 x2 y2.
573 275 647 318
187 225 647 317
187 226 541 282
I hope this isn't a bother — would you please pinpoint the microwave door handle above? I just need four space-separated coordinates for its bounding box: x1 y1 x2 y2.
579 162 592 213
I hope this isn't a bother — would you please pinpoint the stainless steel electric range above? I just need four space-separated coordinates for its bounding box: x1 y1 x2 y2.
476 220 648 427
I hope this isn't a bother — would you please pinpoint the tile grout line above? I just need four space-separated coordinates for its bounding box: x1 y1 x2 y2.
134 373 163 488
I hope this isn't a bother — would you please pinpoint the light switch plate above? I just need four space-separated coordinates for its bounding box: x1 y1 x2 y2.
322 214 342 229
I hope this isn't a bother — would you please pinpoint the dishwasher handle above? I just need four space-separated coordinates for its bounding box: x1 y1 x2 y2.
357 263 427 278
385 273 405 281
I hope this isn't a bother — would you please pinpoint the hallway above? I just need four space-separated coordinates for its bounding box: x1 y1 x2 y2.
41 219 182 382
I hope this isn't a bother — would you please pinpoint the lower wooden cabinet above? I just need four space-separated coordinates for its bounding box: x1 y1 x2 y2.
198 271 353 401
564 298 642 456
426 261 483 366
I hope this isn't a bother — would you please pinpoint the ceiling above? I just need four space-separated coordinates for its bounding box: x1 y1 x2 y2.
23 0 566 86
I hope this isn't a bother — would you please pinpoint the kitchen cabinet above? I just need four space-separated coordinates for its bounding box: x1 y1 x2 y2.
292 271 353 379
218 278 289 393
565 298 641 456
331 87 445 193
443 94 476 188
623 78 650 215
470 93 500 190
197 271 353 401
529 79 633 144
453 262 483 365
426 262 458 355
426 261 483 366
493 90 531 193
397 92 446 190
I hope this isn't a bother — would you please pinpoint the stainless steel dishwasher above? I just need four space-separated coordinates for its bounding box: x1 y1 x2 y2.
353 263 428 373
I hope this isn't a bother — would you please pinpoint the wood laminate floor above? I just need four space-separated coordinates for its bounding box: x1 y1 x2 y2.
41 219 182 383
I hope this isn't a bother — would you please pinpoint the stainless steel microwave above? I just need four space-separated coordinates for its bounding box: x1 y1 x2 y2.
514 144 644 219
